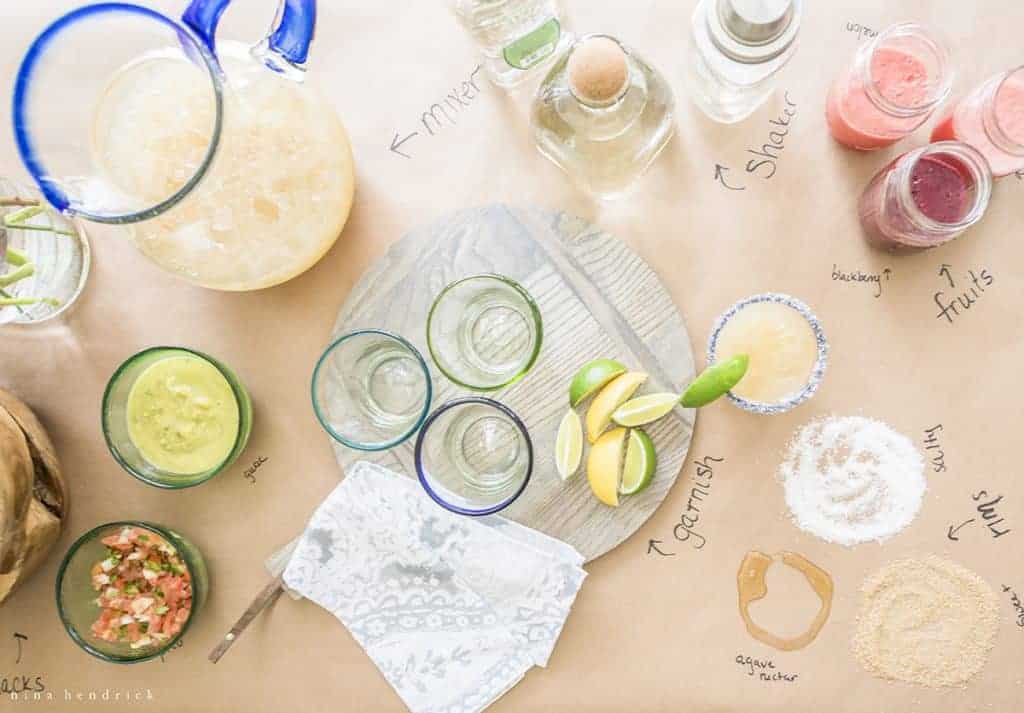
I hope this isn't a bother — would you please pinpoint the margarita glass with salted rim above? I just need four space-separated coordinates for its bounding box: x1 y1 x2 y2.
707 293 827 414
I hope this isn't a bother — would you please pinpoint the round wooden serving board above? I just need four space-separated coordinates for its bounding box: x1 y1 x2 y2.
326 204 696 562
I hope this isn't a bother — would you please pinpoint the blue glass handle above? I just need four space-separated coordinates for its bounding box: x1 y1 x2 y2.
182 0 316 68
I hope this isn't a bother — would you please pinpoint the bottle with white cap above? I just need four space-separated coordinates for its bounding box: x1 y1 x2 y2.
684 0 802 123
531 34 676 199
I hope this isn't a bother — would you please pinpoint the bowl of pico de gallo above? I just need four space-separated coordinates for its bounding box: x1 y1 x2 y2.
56 522 208 663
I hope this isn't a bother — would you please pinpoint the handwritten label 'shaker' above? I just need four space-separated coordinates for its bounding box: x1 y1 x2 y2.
673 455 720 550
745 92 796 180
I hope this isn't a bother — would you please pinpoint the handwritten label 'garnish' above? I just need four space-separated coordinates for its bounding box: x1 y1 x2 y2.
735 655 799 682
671 455 721 550
390 65 484 159
832 264 891 298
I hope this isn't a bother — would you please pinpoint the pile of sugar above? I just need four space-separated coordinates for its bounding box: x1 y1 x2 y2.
852 555 1000 687
778 416 926 546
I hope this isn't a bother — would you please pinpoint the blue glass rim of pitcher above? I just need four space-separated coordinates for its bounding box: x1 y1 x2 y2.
12 3 226 225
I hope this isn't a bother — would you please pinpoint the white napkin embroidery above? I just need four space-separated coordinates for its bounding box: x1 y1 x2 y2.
282 461 587 713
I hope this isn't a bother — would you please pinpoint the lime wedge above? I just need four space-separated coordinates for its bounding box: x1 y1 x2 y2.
611 393 678 427
620 429 656 495
569 358 627 407
587 427 627 507
555 409 583 481
679 355 750 408
586 371 648 443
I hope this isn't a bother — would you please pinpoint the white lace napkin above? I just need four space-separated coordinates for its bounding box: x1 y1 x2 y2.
281 461 587 713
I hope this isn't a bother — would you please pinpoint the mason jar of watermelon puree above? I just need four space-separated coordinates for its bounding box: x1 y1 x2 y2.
932 66 1024 177
826 23 953 150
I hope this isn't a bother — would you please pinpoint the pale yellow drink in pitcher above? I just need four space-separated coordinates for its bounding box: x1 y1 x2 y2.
92 42 355 291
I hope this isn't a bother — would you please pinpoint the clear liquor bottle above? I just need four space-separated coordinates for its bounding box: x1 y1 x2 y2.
531 34 676 199
453 0 568 88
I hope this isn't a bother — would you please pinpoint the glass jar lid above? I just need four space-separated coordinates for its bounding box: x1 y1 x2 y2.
708 0 801 64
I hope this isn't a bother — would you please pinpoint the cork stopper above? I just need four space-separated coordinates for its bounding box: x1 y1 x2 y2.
568 37 629 105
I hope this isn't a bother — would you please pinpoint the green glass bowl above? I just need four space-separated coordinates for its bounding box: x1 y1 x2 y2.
102 346 253 488
55 521 208 664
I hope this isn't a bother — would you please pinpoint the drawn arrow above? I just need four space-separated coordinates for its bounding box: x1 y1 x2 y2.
14 632 26 664
947 518 975 541
1015 170 1024 181
938 264 955 289
647 539 675 557
713 164 745 191
882 268 892 280
389 131 419 159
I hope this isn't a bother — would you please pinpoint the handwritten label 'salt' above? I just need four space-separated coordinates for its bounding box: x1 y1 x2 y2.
922 424 947 473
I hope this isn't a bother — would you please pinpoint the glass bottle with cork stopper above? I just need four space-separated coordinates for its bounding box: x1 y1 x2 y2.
683 0 802 124
531 34 676 199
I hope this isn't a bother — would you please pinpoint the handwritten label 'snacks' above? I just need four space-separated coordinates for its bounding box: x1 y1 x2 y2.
973 491 1012 539
0 675 46 695
923 424 947 473
734 655 799 683
934 267 995 325
745 92 797 179
832 264 891 298
672 455 720 550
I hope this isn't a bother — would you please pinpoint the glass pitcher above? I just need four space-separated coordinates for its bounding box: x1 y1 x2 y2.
13 1 355 291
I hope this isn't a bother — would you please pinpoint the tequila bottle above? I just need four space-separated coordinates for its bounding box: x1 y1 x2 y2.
531 34 676 199
453 0 568 88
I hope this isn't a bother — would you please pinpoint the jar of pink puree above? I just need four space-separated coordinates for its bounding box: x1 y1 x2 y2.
858 141 992 251
826 23 953 150
932 66 1024 177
